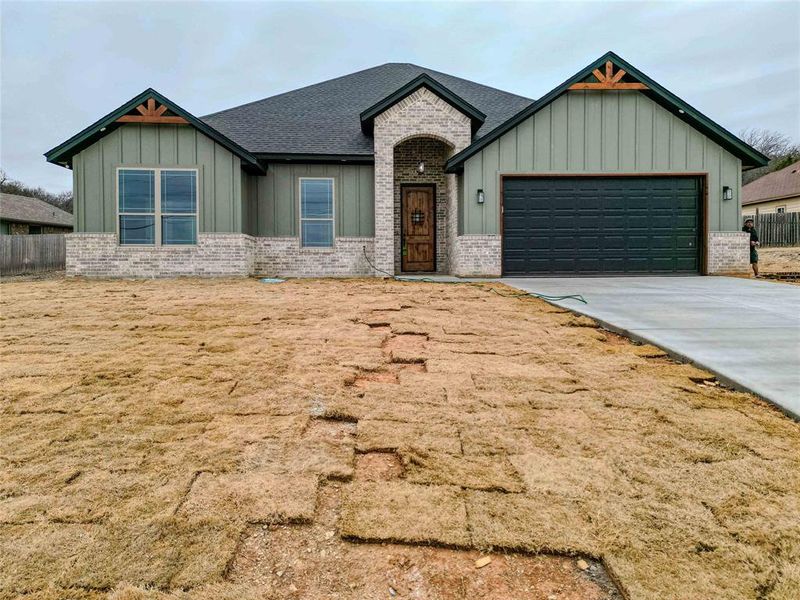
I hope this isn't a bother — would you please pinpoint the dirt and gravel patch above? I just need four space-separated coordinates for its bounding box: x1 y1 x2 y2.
758 246 800 283
1 276 798 599
759 246 800 273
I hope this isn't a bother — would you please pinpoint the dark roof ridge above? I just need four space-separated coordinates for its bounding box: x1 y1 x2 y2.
407 64 534 103
201 62 533 120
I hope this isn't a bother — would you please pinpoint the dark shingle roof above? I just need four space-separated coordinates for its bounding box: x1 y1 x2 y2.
201 63 533 156
0 193 73 227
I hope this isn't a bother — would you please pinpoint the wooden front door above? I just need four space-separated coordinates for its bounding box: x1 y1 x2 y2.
401 186 436 272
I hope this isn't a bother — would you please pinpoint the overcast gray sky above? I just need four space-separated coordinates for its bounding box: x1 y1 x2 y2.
2 0 798 193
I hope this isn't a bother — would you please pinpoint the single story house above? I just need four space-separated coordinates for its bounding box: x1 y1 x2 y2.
0 193 73 235
742 160 800 217
45 51 767 278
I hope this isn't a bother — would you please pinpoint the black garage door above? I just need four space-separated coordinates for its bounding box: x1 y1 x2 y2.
502 176 701 275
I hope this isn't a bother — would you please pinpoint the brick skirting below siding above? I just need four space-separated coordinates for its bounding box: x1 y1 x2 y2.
253 237 374 278
66 233 375 278
707 231 750 275
65 231 746 278
66 233 254 278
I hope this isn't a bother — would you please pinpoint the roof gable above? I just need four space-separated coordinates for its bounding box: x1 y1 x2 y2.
44 89 265 174
359 74 486 135
742 160 800 205
446 51 769 172
0 193 73 227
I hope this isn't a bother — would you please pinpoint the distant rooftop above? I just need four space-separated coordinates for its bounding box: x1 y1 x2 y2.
0 193 73 227
742 160 800 205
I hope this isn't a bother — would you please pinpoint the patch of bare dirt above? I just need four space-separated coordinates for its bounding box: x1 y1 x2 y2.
759 246 800 273
354 453 405 481
227 483 621 600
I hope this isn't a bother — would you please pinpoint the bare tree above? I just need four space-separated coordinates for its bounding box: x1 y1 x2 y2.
739 128 800 184
739 128 799 159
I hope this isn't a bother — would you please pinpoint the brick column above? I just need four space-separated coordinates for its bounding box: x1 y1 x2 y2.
373 136 395 275
707 231 750 274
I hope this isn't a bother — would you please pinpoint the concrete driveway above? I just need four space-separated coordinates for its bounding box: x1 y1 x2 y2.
503 276 800 418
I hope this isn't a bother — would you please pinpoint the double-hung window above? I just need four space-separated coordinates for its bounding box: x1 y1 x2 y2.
118 168 197 245
300 178 334 248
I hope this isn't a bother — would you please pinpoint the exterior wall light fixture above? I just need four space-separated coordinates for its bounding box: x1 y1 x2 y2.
722 186 733 201
417 161 425 174
477 189 485 204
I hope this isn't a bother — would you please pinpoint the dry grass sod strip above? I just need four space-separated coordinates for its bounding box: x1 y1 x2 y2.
467 491 601 557
0 517 241 593
339 481 470 547
400 448 525 493
355 419 461 454
179 471 317 524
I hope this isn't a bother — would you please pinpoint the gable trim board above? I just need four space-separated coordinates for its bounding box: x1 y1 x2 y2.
45 89 265 174
45 52 765 278
360 74 486 135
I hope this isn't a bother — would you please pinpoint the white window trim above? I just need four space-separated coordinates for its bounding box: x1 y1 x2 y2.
116 166 199 246
298 177 335 249
776 206 787 213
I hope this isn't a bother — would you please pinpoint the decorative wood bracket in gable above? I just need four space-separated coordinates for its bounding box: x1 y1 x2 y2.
116 98 188 124
568 61 648 91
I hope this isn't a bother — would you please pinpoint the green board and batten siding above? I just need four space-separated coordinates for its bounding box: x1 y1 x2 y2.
72 124 243 234
461 91 742 235
243 164 374 238
73 124 375 238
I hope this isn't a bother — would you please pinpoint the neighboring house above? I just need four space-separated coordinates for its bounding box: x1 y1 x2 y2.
0 193 73 235
45 51 767 278
742 160 800 217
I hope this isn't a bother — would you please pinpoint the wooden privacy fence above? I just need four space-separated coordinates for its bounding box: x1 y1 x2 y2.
741 212 800 247
1 234 67 276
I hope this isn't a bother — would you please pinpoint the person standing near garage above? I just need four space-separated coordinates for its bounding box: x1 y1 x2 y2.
742 218 760 277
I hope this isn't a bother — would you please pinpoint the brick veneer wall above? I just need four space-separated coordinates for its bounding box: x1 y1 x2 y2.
253 237 374 277
373 87 472 275
66 233 254 277
66 233 376 278
393 138 450 274
707 231 750 274
451 235 502 277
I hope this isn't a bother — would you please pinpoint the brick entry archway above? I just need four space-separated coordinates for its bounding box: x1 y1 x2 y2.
372 87 472 276
393 137 451 273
